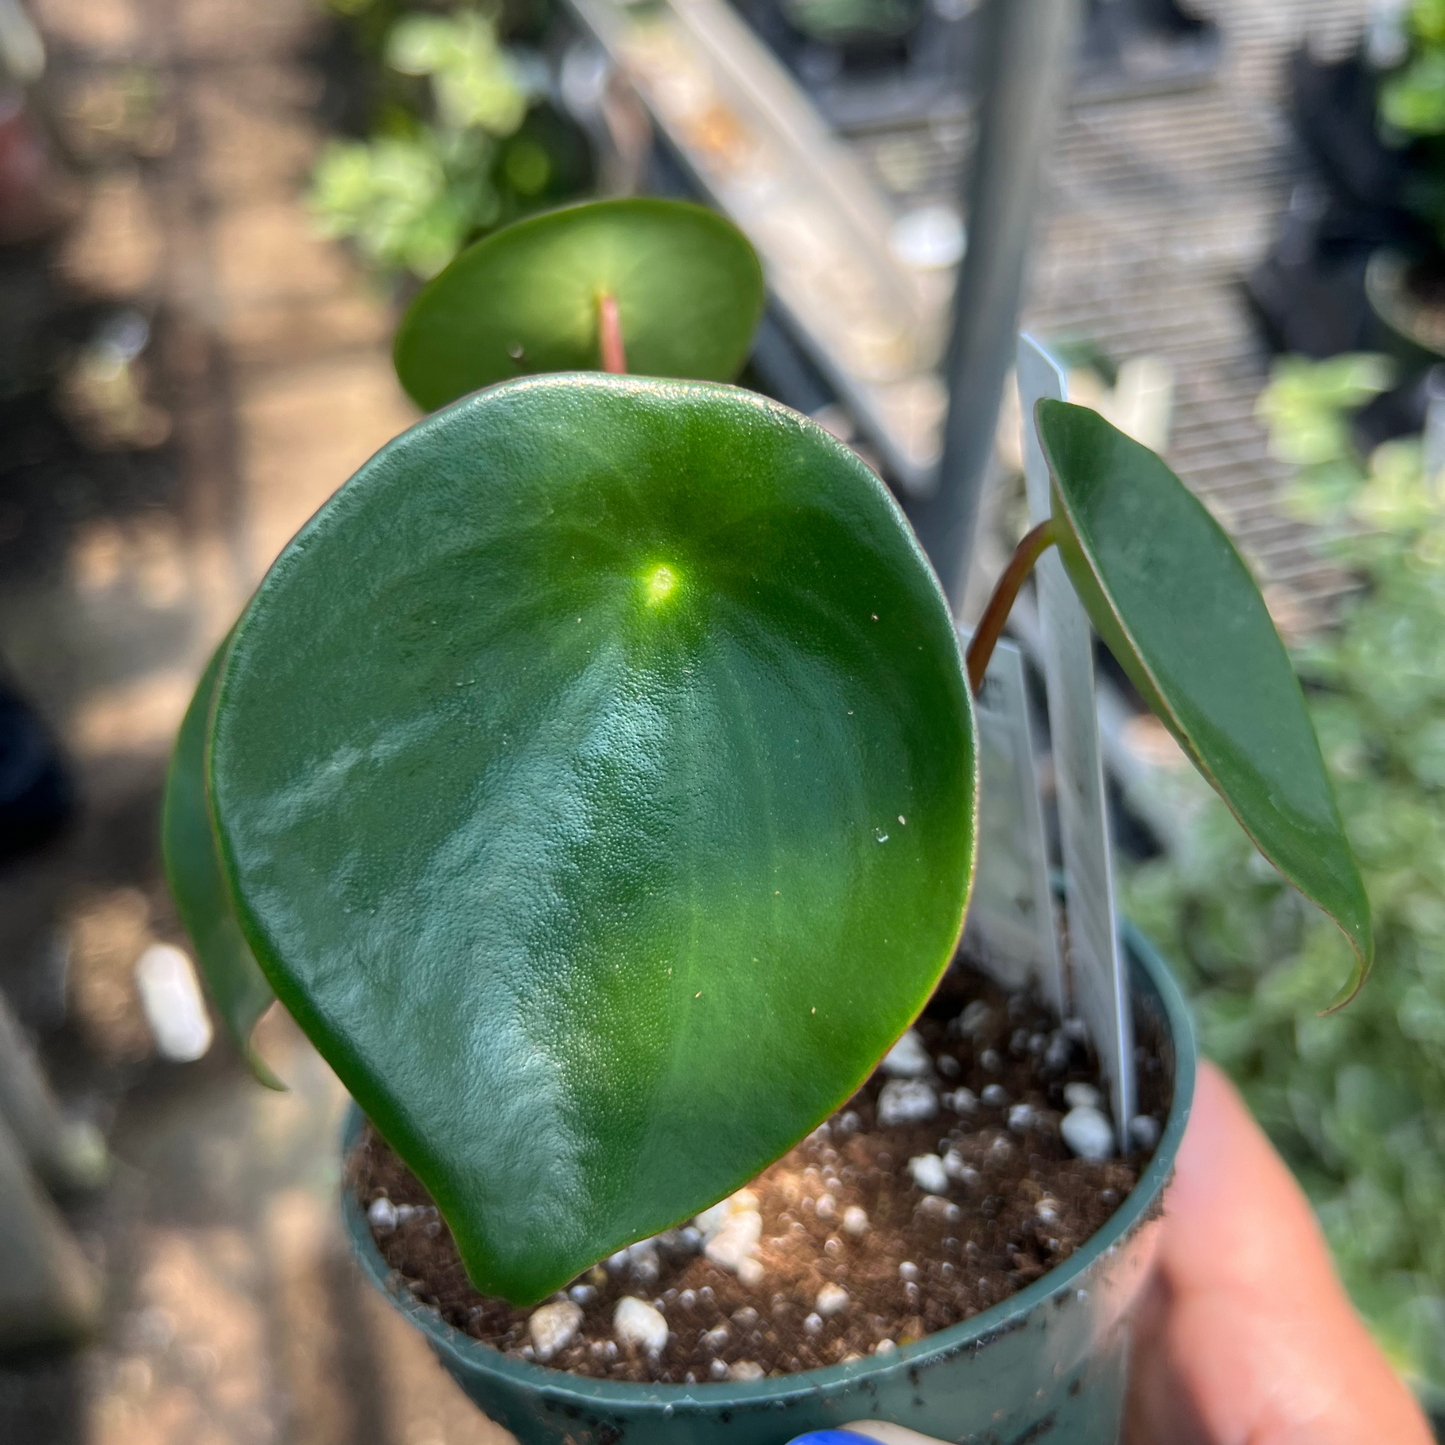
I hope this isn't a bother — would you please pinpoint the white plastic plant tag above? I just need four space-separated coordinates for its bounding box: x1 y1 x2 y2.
1017 333 1136 1151
960 630 1064 1016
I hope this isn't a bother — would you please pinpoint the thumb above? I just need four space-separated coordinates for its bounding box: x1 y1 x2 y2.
1126 1060 1432 1445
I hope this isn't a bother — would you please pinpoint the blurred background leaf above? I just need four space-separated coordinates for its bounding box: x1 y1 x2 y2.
308 6 589 280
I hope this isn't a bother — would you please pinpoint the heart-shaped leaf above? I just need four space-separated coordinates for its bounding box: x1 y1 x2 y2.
208 375 976 1304
1037 398 1372 1007
162 643 283 1088
393 199 766 412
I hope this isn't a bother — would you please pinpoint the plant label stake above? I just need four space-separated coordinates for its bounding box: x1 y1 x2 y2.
960 631 1064 1014
1018 333 1136 1149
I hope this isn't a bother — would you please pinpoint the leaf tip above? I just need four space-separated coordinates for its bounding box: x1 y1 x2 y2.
246 1046 288 1092
1318 921 1373 1016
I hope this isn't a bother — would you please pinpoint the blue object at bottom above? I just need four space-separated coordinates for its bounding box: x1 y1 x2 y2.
786 1435 874 1445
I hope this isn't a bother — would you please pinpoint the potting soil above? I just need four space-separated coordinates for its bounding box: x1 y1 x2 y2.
350 963 1163 1383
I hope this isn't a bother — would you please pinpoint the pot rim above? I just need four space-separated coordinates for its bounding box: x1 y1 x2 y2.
1366 246 1445 343
343 916 1195 1411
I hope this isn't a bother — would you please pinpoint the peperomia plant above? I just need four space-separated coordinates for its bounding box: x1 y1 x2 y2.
164 197 1372 1307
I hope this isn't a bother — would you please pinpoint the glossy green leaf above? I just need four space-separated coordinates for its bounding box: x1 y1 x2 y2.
161 643 283 1088
393 199 766 411
209 374 976 1303
1037 398 1373 1007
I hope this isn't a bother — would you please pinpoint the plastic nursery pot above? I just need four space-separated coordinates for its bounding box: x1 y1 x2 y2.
1365 248 1445 370
343 924 1195 1445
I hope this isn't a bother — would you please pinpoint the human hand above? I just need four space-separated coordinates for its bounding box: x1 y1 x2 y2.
1124 1060 1434 1444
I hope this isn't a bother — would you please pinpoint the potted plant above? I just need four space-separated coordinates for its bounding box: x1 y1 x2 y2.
162 197 1371 1445
1357 0 1445 363
1270 2 1445 365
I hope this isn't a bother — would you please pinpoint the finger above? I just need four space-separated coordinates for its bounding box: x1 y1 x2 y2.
1126 1060 1432 1445
787 1426 947 1445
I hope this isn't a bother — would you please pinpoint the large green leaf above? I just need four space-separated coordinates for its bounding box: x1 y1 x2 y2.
393 199 766 411
208 375 976 1304
1036 398 1373 1007
161 644 283 1088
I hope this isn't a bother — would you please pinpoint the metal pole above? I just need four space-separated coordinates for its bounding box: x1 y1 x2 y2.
0 1108 100 1349
0 991 108 1192
906 0 1082 613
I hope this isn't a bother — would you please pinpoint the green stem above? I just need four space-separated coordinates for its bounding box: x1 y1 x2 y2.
598 293 627 374
966 519 1056 694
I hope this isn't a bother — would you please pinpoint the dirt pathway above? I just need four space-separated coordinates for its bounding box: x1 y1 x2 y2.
0 0 511 1436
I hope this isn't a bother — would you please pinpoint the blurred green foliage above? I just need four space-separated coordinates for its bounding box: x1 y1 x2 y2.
1383 0 1445 136
309 6 590 280
1125 354 1445 1405
1378 0 1445 247
779 0 922 43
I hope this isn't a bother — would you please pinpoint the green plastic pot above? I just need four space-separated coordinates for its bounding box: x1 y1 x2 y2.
343 921 1194 1445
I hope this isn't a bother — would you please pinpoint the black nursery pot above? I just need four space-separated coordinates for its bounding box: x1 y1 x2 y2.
343 924 1195 1445
1366 248 1445 368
